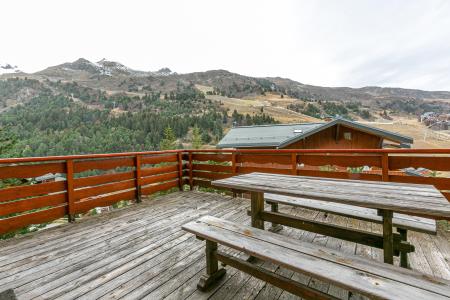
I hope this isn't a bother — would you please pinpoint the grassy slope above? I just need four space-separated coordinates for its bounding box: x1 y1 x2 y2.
196 85 320 124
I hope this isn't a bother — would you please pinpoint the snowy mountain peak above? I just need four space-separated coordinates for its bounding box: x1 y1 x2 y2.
95 59 133 76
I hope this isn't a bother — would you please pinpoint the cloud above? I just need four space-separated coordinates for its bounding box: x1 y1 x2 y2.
0 0 449 90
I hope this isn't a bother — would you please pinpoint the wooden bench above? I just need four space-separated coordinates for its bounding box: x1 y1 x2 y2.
265 193 437 234
182 216 450 300
264 193 437 268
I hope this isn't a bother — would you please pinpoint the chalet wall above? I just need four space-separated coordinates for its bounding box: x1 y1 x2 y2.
283 125 383 149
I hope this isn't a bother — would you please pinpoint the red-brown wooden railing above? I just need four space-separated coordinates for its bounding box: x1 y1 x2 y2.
186 149 450 203
1 148 450 235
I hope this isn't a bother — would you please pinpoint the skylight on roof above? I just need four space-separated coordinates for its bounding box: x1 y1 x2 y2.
293 129 303 133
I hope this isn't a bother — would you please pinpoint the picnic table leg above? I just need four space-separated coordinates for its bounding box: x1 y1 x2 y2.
379 209 394 265
251 192 264 230
197 240 226 291
248 191 265 262
268 202 283 232
397 228 409 268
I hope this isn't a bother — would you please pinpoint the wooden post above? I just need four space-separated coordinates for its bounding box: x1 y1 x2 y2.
197 240 226 291
135 155 142 203
251 191 264 230
381 153 389 181
380 209 394 264
231 152 237 174
0 289 17 300
291 153 297 175
188 152 193 190
66 159 75 222
398 228 409 268
232 152 237 198
268 202 283 232
177 151 184 191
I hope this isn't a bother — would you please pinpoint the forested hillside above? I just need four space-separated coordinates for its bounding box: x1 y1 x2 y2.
0 78 277 157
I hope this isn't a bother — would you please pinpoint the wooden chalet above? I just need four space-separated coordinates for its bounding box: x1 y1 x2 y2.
217 118 413 149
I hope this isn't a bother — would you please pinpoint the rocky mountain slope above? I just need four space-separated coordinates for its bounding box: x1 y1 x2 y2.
3 58 450 102
1 58 450 119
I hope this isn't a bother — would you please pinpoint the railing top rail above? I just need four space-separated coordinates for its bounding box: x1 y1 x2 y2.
1 148 450 164
184 148 450 154
0 150 183 164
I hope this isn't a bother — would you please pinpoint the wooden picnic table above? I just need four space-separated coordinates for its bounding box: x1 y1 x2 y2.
212 172 450 265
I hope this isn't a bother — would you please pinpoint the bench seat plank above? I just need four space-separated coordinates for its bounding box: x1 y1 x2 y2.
183 216 450 300
265 193 437 235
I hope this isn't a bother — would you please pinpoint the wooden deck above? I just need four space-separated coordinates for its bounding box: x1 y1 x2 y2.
0 191 449 300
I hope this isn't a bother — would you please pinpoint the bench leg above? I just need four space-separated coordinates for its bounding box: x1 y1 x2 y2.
268 203 283 233
197 240 226 291
397 228 410 268
251 192 264 230
0 289 17 300
380 209 394 265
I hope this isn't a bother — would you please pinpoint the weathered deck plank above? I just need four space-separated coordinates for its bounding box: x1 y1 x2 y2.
0 191 448 300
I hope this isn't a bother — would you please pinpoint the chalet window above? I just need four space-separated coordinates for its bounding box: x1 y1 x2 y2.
344 132 352 140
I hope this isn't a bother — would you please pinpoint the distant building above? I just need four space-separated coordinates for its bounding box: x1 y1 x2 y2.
217 118 413 149
420 112 450 130
420 112 436 123
34 173 65 183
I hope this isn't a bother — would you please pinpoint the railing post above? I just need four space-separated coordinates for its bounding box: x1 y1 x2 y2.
189 152 193 190
66 159 75 222
381 153 389 181
232 152 237 197
135 155 142 203
291 152 297 175
178 151 184 191
232 151 237 174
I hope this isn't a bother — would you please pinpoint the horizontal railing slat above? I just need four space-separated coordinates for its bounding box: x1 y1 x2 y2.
74 180 135 201
74 190 136 214
237 154 291 165
141 179 179 195
389 156 450 171
0 162 66 180
299 154 382 168
238 166 292 175
296 169 382 181
389 175 450 190
74 171 135 189
192 171 232 180
141 164 178 177
74 157 135 173
0 181 66 203
140 172 179 186
0 193 66 216
0 205 66 235
141 154 178 165
192 163 232 173
191 153 232 162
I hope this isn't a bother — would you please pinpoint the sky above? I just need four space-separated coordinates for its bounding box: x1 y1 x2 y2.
1 0 450 91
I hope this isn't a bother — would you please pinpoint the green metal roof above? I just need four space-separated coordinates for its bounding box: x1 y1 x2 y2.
217 118 413 149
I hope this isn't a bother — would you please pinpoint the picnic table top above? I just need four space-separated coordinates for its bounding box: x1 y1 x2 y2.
212 172 450 219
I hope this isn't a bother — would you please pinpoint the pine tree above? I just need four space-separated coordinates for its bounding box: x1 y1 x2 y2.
191 126 203 149
159 126 177 150
0 127 16 156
